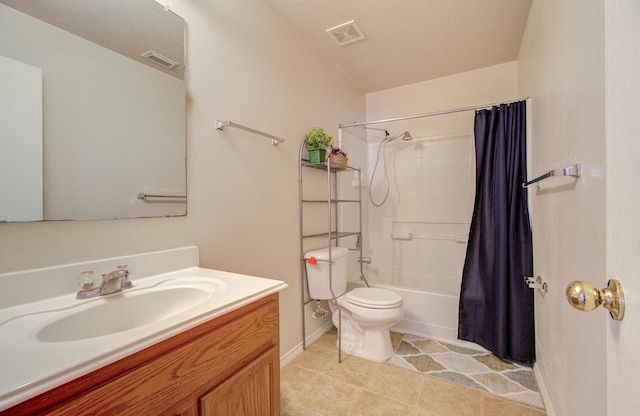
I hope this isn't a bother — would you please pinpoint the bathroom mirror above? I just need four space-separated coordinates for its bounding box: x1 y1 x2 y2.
0 0 186 221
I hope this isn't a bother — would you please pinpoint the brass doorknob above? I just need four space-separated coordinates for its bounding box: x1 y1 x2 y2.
565 279 625 320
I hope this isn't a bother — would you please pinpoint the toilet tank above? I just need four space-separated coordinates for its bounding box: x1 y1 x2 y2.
304 247 349 300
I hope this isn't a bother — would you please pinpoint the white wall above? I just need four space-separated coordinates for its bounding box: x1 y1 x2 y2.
136 0 368 354
0 0 366 358
366 62 519 140
605 1 640 414
362 62 519 340
518 1 606 415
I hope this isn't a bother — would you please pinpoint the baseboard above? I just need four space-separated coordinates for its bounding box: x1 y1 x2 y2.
533 363 554 415
280 322 334 368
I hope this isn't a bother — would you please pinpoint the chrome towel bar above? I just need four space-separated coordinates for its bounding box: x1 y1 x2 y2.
215 119 285 146
522 163 582 188
136 193 186 200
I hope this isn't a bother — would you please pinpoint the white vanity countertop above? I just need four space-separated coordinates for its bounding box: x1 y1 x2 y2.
0 266 288 411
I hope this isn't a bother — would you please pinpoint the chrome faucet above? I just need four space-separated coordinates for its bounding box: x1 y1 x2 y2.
99 269 129 296
76 268 132 299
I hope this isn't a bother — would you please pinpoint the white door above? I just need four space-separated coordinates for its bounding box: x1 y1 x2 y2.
605 2 640 414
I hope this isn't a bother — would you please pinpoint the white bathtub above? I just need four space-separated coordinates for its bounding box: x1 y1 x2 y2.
348 280 477 349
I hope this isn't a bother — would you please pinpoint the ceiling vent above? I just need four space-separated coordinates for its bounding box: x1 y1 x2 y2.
141 50 179 69
326 20 366 47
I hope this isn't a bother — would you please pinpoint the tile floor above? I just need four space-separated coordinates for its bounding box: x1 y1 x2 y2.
281 328 547 416
390 334 544 408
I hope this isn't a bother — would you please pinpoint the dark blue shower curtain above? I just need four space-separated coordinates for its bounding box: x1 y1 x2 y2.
458 100 535 363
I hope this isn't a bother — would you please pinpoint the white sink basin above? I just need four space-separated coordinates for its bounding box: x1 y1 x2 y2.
37 281 217 342
0 265 287 412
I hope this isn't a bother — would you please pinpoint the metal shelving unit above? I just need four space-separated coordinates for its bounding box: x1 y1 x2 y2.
298 143 368 363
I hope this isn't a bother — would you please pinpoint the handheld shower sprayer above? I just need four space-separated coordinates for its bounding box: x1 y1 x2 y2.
369 130 414 206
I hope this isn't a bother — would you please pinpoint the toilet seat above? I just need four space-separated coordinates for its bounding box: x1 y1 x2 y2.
345 287 403 309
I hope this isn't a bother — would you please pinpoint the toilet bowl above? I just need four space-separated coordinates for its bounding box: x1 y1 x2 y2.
304 247 404 362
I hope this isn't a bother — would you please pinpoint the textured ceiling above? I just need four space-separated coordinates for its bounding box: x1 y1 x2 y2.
267 0 533 93
0 0 185 79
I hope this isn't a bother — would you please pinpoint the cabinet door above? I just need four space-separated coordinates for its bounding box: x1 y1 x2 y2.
200 347 280 416
164 402 198 416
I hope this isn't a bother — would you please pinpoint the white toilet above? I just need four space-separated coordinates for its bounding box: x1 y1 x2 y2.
305 247 404 362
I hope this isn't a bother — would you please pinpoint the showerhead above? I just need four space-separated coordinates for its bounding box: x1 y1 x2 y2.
386 131 413 142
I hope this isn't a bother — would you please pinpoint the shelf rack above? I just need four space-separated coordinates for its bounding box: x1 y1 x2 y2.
298 146 368 364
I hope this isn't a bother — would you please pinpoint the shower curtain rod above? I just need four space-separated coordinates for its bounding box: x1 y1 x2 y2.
338 97 529 129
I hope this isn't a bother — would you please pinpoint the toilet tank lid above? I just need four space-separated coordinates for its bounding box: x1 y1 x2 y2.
304 246 350 260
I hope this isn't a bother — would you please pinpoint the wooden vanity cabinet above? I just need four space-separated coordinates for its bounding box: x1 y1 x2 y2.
4 293 281 416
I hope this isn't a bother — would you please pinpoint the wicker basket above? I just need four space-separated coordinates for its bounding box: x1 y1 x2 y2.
328 154 348 170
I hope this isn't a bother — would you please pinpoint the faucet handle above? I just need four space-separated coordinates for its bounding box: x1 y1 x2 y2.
78 270 99 290
117 264 133 289
76 271 100 299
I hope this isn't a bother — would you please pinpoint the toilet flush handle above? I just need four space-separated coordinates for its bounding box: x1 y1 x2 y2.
358 257 371 264
306 257 334 265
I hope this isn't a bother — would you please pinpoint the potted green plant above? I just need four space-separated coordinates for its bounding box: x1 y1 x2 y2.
304 126 334 164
